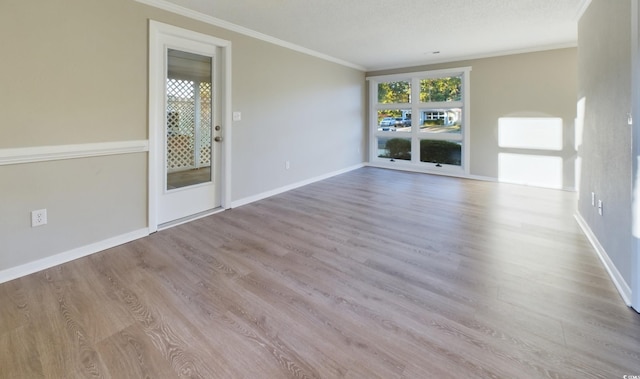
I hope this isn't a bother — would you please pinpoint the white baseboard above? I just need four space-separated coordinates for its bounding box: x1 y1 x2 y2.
366 163 577 192
231 164 365 208
574 212 632 306
0 228 149 284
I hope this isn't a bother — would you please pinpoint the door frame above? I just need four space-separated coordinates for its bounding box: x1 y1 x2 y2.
632 0 640 312
148 20 232 233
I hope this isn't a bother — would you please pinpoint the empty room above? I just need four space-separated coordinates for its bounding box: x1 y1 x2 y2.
1 0 640 377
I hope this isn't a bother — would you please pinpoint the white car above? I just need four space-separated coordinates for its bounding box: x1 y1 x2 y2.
379 117 397 131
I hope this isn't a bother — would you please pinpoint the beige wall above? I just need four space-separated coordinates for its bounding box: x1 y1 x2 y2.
0 0 366 274
0 1 148 147
578 0 633 290
228 35 366 200
367 48 578 189
0 154 148 269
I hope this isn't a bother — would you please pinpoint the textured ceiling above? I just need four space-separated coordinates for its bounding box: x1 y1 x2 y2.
159 0 588 71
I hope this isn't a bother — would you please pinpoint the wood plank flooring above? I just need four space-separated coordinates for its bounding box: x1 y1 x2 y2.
1 167 639 378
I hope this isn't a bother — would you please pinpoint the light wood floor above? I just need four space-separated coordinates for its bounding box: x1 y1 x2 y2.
1 167 639 378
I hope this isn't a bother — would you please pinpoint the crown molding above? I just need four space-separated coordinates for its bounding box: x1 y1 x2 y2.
135 0 366 71
576 0 593 21
366 42 578 73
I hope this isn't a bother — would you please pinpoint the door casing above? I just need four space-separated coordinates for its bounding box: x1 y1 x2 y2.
148 20 232 232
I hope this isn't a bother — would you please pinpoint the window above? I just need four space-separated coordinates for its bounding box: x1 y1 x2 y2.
367 67 471 175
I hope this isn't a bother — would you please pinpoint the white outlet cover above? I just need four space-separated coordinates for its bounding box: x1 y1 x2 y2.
31 209 47 227
233 111 242 121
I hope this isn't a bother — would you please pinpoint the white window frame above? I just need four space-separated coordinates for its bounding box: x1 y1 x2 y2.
367 67 471 176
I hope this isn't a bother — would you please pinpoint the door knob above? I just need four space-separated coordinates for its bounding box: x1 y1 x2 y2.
214 136 222 142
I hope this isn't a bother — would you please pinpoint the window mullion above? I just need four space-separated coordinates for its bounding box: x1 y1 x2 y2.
369 79 379 162
411 77 420 163
421 100 464 109
375 103 410 110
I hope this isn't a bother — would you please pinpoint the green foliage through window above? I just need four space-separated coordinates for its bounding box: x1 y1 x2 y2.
420 76 461 102
378 81 411 104
384 138 411 160
420 140 461 165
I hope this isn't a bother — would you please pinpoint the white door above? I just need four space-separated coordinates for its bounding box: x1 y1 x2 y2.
149 21 230 230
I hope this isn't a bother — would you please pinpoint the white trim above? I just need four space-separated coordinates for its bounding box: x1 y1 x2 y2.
367 161 465 177
367 43 577 72
576 0 593 21
367 162 494 182
231 164 364 208
0 140 149 166
135 0 366 71
462 69 471 174
149 19 232 48
365 162 577 191
366 66 472 81
222 42 233 209
158 207 225 231
148 20 161 233
0 228 149 284
574 212 633 307
135 0 576 73
631 0 640 312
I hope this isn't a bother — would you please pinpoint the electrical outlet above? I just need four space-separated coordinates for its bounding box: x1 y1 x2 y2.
285 160 290 170
597 200 603 216
31 209 47 227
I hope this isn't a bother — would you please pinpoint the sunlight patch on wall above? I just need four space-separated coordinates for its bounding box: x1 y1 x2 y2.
575 97 586 193
498 117 563 150
498 116 565 189
498 153 563 189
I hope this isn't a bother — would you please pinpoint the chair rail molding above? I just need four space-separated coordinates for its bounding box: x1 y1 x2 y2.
0 140 149 166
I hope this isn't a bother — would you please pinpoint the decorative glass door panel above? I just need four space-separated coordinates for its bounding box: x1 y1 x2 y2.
166 49 213 190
